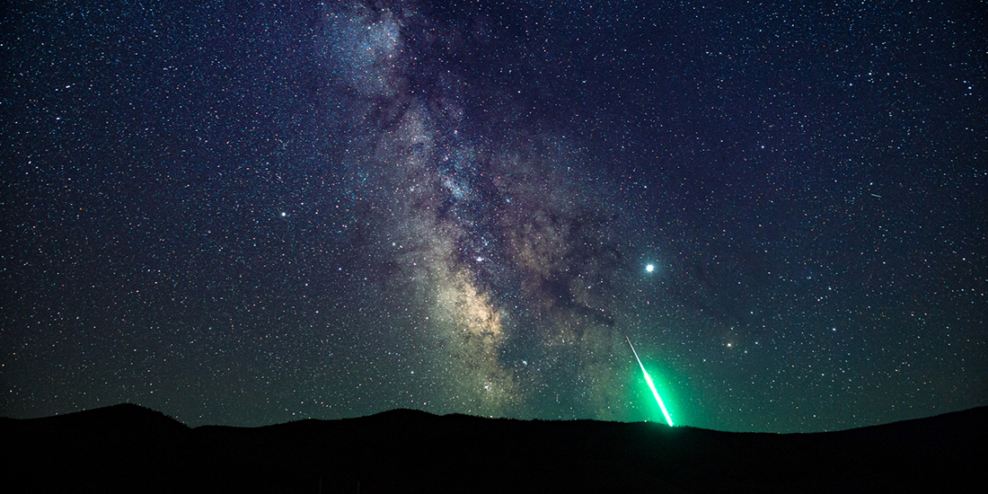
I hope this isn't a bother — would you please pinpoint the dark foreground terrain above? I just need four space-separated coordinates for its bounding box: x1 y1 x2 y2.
3 404 985 493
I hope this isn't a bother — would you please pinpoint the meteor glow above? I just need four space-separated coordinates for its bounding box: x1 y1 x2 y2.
626 336 674 426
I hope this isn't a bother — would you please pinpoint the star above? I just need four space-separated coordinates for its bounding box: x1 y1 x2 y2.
645 264 654 273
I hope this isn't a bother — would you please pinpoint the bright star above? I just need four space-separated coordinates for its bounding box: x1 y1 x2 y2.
646 264 654 273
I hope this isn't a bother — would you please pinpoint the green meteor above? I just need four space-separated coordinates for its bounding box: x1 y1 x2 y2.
626 336 674 426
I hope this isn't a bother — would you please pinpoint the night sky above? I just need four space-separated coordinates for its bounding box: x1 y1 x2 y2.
2 1 985 433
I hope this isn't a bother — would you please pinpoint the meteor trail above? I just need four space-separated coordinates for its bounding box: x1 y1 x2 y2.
627 336 674 426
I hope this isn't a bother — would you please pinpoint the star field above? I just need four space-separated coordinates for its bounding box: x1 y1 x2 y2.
1 0 985 432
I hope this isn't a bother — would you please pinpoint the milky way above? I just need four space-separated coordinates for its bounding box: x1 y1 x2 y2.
2 0 985 431
317 2 637 418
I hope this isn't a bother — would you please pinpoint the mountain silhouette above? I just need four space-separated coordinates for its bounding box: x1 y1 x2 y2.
3 404 985 492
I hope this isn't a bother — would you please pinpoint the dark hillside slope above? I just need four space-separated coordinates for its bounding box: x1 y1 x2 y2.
3 405 985 493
